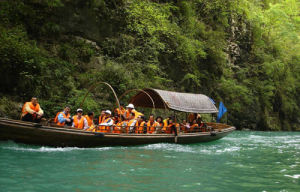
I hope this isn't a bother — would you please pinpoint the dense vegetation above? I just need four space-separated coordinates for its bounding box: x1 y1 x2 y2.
0 0 299 130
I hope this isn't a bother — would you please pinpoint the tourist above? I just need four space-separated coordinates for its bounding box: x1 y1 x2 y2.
85 111 94 128
72 109 88 130
99 110 114 133
126 112 137 133
135 115 146 134
155 116 164 133
147 114 156 134
180 119 190 133
54 106 72 126
21 97 44 123
98 110 106 124
163 117 178 135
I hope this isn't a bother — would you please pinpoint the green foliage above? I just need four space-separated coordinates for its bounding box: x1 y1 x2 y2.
0 0 299 130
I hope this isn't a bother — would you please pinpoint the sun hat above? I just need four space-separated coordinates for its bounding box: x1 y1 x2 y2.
105 110 112 115
126 103 135 109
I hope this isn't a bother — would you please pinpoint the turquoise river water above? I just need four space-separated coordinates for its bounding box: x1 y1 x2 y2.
0 131 299 192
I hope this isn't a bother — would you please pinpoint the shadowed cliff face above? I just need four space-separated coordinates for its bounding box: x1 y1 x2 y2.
56 1 126 43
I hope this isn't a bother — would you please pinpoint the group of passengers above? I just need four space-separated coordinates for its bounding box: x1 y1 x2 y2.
21 97 207 134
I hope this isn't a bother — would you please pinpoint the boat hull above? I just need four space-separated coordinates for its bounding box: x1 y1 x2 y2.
0 118 235 147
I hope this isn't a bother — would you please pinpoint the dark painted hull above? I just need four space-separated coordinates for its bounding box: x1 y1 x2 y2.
0 118 235 147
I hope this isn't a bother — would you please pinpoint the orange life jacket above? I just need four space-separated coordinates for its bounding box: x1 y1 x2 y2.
54 111 70 126
73 115 85 129
115 107 126 116
163 122 177 134
123 110 131 119
85 115 94 127
135 121 145 134
22 102 40 117
147 121 156 134
98 115 105 124
112 121 123 134
126 119 136 133
99 117 113 133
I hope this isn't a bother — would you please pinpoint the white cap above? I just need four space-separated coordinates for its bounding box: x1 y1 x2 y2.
126 103 135 109
77 108 83 112
105 110 111 115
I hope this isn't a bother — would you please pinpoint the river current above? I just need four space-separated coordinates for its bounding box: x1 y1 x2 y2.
0 131 299 192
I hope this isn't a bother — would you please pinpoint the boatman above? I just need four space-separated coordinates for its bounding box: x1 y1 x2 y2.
72 108 88 130
54 106 72 126
21 97 44 123
99 110 114 133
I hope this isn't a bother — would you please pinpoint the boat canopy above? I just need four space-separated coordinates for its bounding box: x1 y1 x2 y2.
129 88 218 113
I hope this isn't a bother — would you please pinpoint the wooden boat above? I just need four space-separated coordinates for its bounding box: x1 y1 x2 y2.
0 88 235 147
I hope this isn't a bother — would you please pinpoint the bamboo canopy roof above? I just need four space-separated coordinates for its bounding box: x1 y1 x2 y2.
129 88 218 113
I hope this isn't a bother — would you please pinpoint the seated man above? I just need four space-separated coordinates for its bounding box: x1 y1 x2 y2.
180 119 190 133
98 110 106 124
155 116 164 133
54 106 72 126
85 111 95 128
114 103 126 117
126 112 137 133
123 103 135 120
99 110 114 133
72 109 88 130
21 97 44 123
147 114 156 134
163 117 178 136
135 115 146 134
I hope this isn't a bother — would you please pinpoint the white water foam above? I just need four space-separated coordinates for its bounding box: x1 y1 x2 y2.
284 174 300 179
2 146 113 153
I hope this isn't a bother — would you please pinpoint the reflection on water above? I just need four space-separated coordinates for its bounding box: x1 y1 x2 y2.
0 131 299 192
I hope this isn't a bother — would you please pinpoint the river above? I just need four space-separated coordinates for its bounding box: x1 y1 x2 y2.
0 131 299 192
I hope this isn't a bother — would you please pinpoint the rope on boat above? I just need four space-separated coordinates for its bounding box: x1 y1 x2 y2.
79 82 121 119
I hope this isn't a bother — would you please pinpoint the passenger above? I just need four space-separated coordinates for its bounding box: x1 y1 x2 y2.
72 109 88 130
155 116 164 133
188 113 197 124
54 106 72 126
180 119 190 133
123 103 144 120
113 115 125 134
135 116 146 134
126 112 137 133
190 119 199 132
21 97 44 123
114 103 126 117
98 110 106 124
163 117 178 135
147 114 156 134
163 117 171 126
85 111 95 128
123 103 135 120
99 110 114 133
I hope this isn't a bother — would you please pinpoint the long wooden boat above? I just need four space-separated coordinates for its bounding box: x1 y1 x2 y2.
0 88 235 147
0 118 235 147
